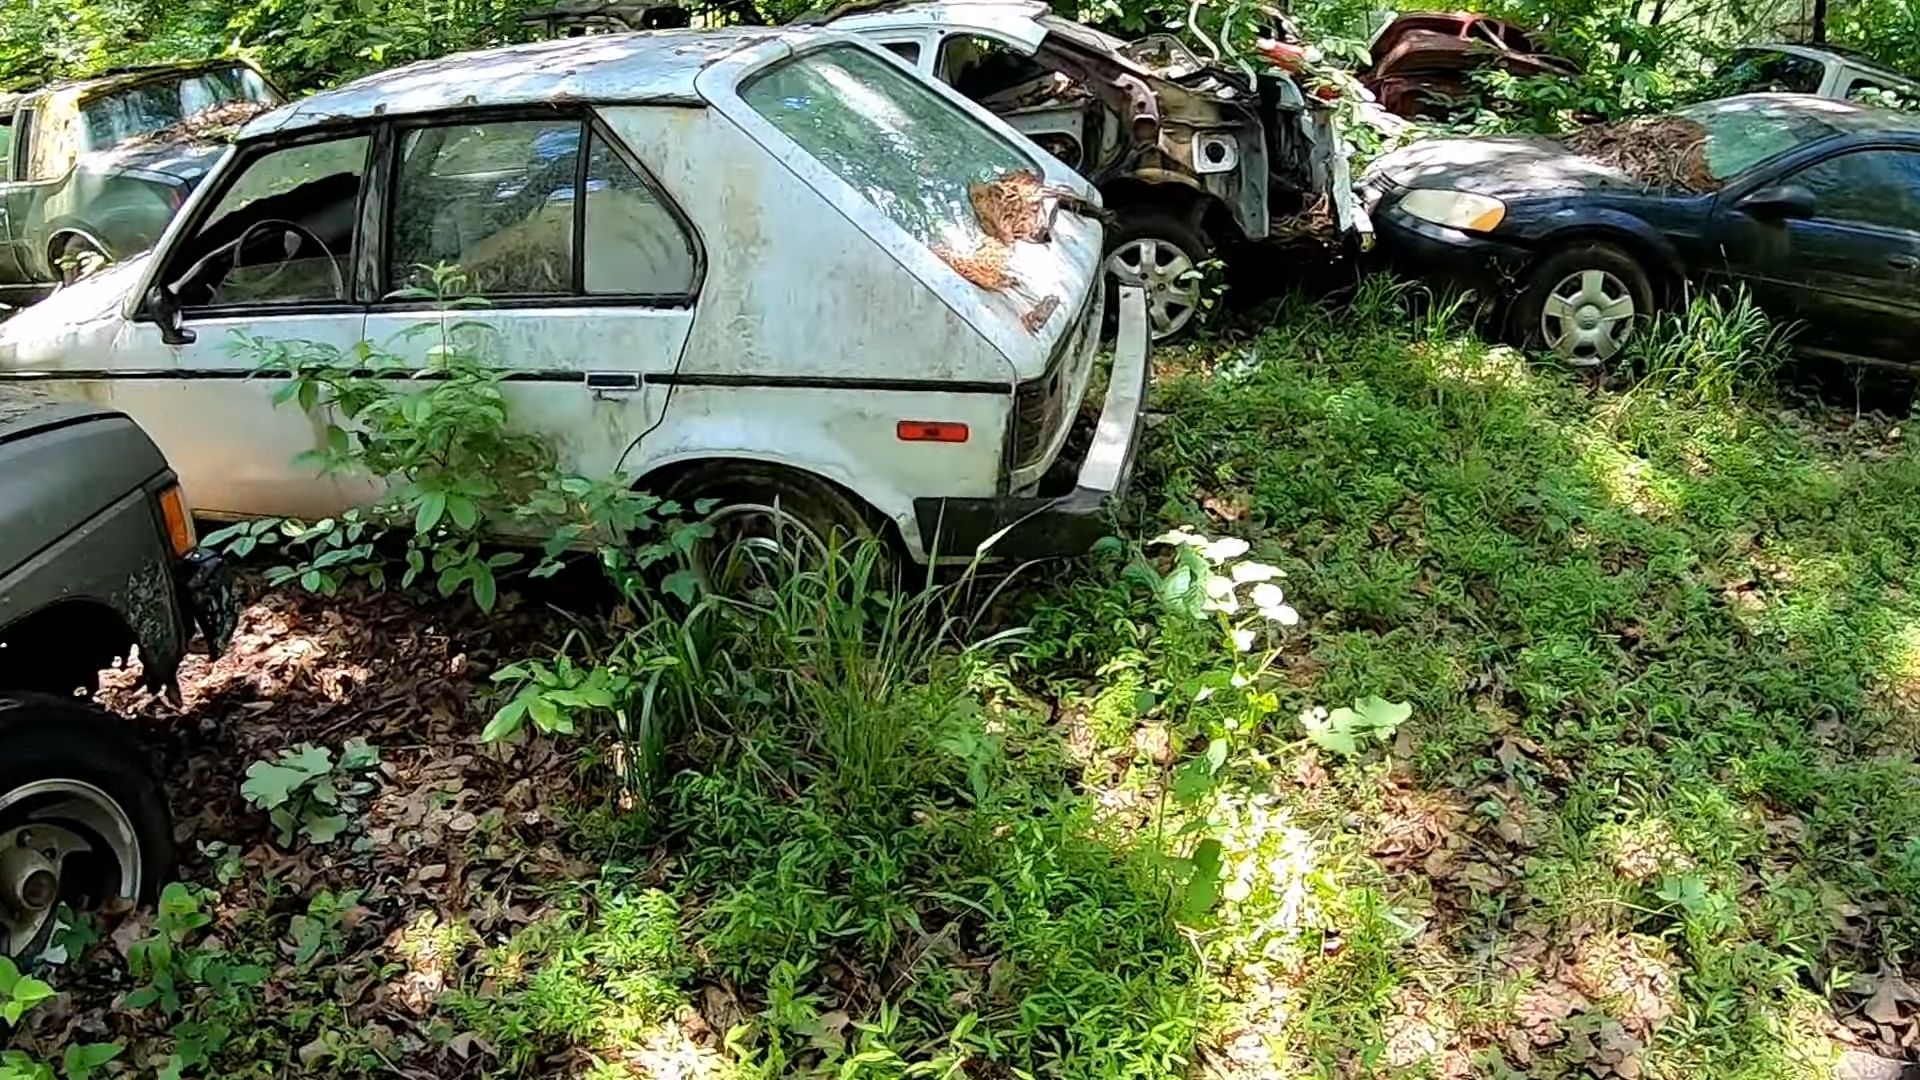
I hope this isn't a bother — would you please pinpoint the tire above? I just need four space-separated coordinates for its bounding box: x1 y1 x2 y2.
661 464 888 602
52 236 110 287
1104 209 1212 344
0 693 172 960
1510 241 1655 368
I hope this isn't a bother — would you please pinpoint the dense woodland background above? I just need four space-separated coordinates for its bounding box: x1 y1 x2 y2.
1 0 1915 121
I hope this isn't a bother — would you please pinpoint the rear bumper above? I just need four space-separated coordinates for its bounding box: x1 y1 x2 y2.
913 285 1151 560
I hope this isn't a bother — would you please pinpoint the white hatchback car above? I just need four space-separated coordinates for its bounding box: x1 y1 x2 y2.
0 30 1147 566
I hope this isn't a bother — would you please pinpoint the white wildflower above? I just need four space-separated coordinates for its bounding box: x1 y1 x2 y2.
1202 536 1250 563
1231 560 1283 583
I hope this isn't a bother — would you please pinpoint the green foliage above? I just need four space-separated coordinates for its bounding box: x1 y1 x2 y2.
239 739 381 847
0 960 122 1080
209 266 708 616
1299 695 1412 756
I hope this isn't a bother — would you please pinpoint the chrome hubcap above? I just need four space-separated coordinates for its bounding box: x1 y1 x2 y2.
0 780 141 958
1106 238 1200 340
694 502 828 605
1542 269 1636 365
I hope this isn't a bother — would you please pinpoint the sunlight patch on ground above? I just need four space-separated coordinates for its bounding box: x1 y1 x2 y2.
1203 792 1322 1078
1580 439 1683 520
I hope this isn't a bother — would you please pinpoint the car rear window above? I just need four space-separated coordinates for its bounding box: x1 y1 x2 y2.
741 43 1036 253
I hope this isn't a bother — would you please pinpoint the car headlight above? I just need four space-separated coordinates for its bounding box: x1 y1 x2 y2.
1397 189 1507 233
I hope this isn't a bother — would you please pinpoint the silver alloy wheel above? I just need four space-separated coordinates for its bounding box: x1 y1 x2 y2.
1541 268 1637 365
693 500 829 605
1106 237 1200 341
0 779 142 957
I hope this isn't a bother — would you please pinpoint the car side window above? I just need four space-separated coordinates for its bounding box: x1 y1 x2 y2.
1788 149 1920 234
164 134 370 309
882 41 922 64
389 117 696 300
582 132 696 296
938 34 1051 102
391 119 581 296
0 115 11 182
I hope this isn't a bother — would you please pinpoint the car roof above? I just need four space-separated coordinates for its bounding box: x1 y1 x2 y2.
1687 91 1920 134
239 28 789 139
1735 42 1917 85
824 0 1051 48
24 60 260 102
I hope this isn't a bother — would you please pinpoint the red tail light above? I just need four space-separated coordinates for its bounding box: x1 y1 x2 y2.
897 420 969 443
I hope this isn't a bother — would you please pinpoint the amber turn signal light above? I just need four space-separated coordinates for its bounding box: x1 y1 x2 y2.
158 483 195 558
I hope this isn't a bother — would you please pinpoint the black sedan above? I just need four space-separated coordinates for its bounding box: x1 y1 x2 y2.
1363 94 1920 368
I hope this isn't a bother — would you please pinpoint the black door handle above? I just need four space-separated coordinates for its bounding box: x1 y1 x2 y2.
1889 253 1920 271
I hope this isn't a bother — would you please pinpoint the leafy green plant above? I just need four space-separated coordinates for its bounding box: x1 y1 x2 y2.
289 889 363 972
0 957 51 1027
1298 695 1412 756
240 739 382 846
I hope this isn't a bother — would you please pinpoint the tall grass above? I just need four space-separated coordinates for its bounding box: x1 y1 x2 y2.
1623 287 1790 408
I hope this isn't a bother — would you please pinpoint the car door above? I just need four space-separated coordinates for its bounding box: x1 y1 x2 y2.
1712 145 1920 364
0 109 22 284
358 111 698 486
105 129 377 519
0 106 36 286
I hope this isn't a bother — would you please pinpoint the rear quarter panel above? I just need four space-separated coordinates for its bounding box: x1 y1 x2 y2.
587 103 1021 557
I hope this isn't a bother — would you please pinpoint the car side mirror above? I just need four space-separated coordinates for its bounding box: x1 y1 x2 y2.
145 285 195 346
1737 184 1816 221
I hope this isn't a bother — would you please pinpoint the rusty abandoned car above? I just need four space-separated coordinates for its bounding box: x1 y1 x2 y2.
827 1 1360 341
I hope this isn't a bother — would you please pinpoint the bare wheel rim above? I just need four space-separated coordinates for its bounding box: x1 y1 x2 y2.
57 244 108 287
692 501 829 605
1106 237 1199 340
1541 268 1637 366
0 779 141 958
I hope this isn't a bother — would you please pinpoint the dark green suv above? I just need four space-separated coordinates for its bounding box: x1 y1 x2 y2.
0 402 235 957
0 61 281 310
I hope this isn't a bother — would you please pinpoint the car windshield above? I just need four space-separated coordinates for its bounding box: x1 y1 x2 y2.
1676 98 1848 180
741 44 1038 253
80 66 280 153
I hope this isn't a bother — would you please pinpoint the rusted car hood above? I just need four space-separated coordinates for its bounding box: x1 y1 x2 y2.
1368 135 1631 197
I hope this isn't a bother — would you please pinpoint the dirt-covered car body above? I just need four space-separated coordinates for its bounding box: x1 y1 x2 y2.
0 62 282 308
0 31 1149 565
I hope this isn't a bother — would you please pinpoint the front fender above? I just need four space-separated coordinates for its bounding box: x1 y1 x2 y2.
1515 205 1688 289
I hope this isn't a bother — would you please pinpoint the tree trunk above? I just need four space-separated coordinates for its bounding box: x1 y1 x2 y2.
1812 0 1828 42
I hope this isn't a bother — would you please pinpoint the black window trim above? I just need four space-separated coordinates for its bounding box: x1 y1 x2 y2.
11 107 35 184
139 120 376 325
370 104 705 313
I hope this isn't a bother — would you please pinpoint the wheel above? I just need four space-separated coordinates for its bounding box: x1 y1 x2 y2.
1511 242 1654 367
1104 210 1211 344
0 694 172 959
53 237 110 287
662 464 884 603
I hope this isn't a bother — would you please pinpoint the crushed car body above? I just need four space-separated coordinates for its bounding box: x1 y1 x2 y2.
823 1 1361 340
